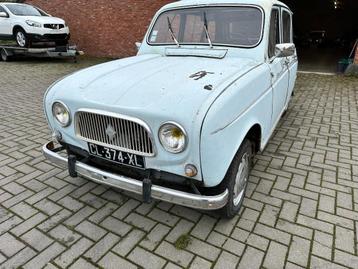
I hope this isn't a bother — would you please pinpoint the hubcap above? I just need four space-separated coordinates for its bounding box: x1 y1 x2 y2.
233 152 250 206
16 32 26 47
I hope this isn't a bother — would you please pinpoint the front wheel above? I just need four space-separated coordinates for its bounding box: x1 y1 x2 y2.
15 29 30 48
218 139 253 218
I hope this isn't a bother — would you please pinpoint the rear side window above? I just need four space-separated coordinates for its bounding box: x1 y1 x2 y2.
268 9 280 58
282 10 292 43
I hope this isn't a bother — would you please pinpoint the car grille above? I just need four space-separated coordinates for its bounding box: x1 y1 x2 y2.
75 111 155 157
44 24 65 29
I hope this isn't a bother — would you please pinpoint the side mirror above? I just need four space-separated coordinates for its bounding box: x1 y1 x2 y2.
0 12 8 18
275 43 295 58
135 42 142 50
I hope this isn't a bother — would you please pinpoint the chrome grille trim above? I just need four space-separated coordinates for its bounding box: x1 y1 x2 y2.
75 109 155 157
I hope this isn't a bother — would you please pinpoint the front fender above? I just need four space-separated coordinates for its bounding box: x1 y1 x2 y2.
200 65 272 187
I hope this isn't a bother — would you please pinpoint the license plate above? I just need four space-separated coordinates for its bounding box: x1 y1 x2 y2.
88 143 145 169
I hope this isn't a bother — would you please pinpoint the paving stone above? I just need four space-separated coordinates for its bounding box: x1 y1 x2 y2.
0 233 25 257
113 229 146 256
11 212 47 236
64 206 96 227
148 208 179 227
288 236 311 267
21 228 53 251
186 237 221 261
10 202 38 219
190 215 217 240
48 224 81 247
237 246 264 269
222 238 245 256
139 223 170 251
214 251 239 269
54 237 93 268
0 247 36 269
279 201 299 222
334 249 358 269
155 241 194 267
23 242 66 269
75 220 107 241
335 226 355 254
254 223 291 245
125 213 156 232
34 199 62 215
128 246 166 269
99 252 137 269
189 256 212 269
101 216 132 237
89 202 118 223
84 233 120 262
263 241 288 269
69 258 98 269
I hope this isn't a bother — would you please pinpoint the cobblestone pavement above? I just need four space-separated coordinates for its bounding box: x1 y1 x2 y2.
0 59 358 269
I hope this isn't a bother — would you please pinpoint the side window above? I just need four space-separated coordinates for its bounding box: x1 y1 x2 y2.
0 6 6 13
268 9 280 58
282 10 292 43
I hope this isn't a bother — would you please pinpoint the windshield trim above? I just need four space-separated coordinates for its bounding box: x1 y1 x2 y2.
146 4 265 49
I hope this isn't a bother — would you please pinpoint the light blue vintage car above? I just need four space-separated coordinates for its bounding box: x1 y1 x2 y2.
43 0 297 218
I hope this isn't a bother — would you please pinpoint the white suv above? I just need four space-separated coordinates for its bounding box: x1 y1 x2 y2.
0 3 70 47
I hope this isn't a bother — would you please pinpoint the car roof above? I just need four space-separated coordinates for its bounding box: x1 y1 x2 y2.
160 0 290 11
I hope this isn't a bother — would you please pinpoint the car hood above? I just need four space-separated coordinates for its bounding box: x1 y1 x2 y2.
24 16 65 24
50 54 260 124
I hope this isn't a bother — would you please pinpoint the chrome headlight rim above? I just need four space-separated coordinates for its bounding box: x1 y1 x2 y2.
52 101 71 127
158 121 188 154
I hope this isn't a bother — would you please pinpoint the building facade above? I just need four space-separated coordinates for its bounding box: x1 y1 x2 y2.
25 0 173 57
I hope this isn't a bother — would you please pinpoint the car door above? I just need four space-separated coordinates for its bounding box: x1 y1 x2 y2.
282 8 298 101
0 5 11 36
268 7 289 127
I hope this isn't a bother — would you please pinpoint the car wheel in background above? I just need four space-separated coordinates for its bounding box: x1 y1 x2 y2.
15 29 30 48
218 139 253 218
0 48 10 62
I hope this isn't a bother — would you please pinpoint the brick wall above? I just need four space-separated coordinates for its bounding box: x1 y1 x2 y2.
25 0 173 57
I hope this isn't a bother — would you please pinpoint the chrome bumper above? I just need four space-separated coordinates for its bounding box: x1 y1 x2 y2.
42 142 228 210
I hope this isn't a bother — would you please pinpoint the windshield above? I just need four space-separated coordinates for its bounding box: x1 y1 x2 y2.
5 4 44 16
149 6 263 47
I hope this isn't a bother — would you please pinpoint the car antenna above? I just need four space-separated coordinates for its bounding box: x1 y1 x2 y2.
167 17 180 48
203 11 213 48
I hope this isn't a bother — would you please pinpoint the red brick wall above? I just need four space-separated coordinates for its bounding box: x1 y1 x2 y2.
25 0 173 57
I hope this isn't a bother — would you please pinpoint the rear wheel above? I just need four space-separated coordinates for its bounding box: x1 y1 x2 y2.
15 29 30 48
218 139 253 218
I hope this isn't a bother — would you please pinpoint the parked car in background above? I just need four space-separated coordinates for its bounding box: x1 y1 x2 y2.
0 3 70 47
308 30 327 47
43 0 297 218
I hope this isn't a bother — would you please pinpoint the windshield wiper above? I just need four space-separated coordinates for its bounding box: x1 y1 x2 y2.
167 17 180 47
203 12 213 48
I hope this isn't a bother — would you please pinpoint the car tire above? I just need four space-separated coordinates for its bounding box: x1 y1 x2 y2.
218 139 253 218
0 48 10 62
14 28 30 48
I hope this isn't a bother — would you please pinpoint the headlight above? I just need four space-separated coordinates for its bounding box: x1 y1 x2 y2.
26 20 42 27
52 101 71 127
159 122 187 153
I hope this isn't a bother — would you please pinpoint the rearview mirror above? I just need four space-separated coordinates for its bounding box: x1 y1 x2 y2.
275 43 295 58
135 42 142 50
0 12 8 18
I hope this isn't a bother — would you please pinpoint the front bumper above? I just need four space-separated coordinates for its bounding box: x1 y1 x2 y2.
28 33 70 42
42 142 228 210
